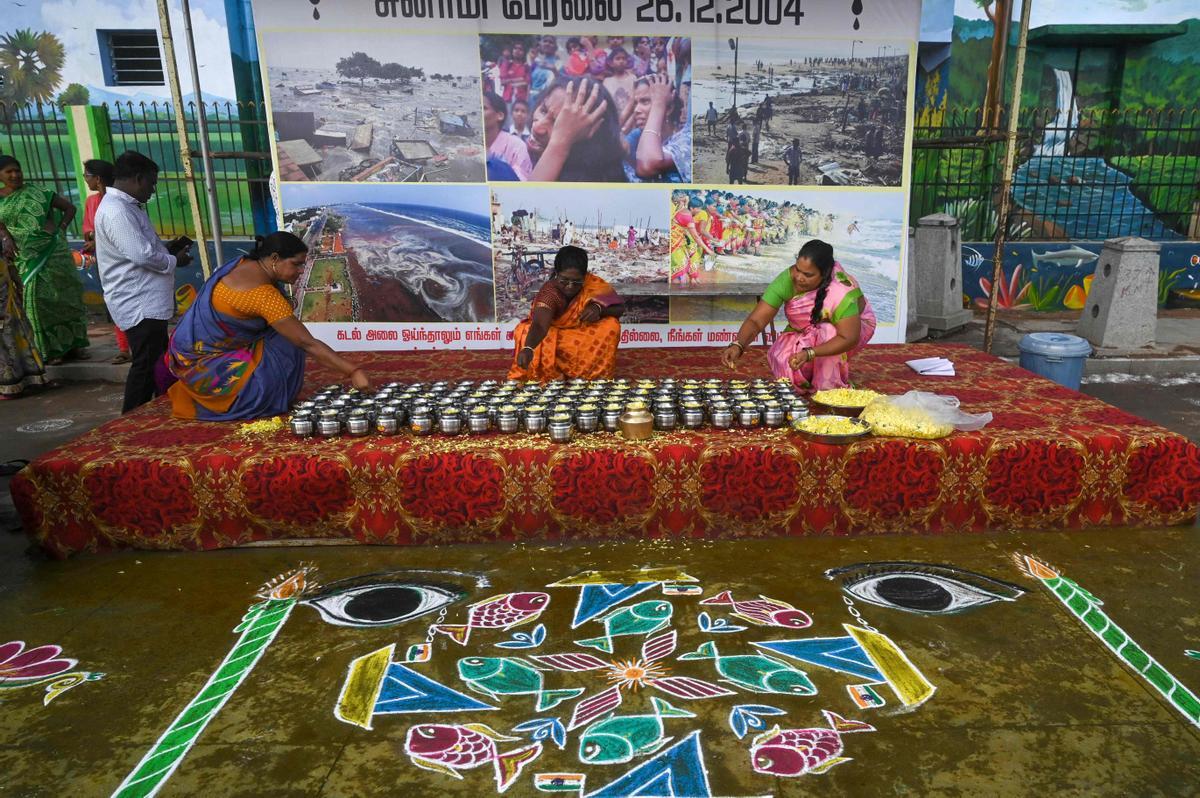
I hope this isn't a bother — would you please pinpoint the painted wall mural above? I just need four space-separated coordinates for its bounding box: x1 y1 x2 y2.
961 241 1200 311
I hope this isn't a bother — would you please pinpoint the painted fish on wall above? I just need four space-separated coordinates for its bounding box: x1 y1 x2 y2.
680 641 817 696
576 601 673 654
457 656 584 711
699 591 813 629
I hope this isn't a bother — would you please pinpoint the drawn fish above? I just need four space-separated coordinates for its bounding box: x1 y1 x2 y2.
457 656 584 712
699 590 813 629
1031 245 1099 268
405 722 543 793
578 696 695 765
749 710 875 777
433 592 550 645
576 600 673 653
679 642 816 695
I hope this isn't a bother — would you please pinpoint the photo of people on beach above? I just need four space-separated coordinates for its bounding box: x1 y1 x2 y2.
263 31 484 183
479 34 692 183
282 184 494 324
668 188 902 326
491 185 669 323
692 38 910 186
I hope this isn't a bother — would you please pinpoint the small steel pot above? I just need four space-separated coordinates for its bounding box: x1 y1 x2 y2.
523 409 547 434
289 414 315 437
468 411 491 434
347 409 371 437
710 406 734 429
681 405 705 429
497 411 520 433
737 406 762 428
653 408 678 431
602 405 622 433
439 413 463 436
575 410 600 433
548 419 573 444
376 411 399 435
318 410 342 437
763 405 787 428
410 410 434 436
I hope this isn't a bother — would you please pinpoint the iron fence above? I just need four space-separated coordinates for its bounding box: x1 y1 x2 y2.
911 106 1200 242
105 100 272 238
0 102 84 237
0 100 270 240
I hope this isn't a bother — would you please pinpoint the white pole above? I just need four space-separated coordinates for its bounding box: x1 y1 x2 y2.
180 0 225 265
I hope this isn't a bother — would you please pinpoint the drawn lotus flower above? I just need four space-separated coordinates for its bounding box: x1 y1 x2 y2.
0 641 77 684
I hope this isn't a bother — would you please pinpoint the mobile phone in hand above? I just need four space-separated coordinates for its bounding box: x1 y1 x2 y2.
168 236 194 255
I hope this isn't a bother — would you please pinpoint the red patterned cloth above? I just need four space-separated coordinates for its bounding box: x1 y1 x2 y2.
11 344 1199 558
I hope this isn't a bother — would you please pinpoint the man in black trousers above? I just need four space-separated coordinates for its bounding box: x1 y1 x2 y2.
94 152 193 413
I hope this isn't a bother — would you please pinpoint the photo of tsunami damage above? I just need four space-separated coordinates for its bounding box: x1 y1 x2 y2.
263 30 484 183
282 184 494 324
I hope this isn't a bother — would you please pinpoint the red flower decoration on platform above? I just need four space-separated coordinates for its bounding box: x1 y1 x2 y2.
1124 439 1200 513
551 450 655 523
242 457 352 524
398 453 505 526
843 441 943 516
984 442 1083 514
124 424 233 449
989 411 1054 432
84 460 198 534
700 447 800 521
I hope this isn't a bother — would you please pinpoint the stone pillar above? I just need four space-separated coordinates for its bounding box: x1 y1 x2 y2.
1076 237 1160 351
913 213 973 333
905 226 928 341
65 105 115 207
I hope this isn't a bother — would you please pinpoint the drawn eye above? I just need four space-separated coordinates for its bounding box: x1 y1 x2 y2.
303 580 462 627
584 744 599 758
418 727 437 738
825 562 1025 616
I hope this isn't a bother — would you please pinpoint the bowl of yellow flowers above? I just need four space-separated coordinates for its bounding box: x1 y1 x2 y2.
791 414 872 444
810 388 883 417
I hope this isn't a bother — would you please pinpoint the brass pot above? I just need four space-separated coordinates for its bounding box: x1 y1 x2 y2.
619 408 654 441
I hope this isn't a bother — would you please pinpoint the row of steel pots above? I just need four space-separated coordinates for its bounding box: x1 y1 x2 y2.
286 377 809 440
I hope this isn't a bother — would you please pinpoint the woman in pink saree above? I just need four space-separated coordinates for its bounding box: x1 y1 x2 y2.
719 239 876 391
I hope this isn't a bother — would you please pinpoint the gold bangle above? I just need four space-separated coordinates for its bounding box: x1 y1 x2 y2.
729 341 745 353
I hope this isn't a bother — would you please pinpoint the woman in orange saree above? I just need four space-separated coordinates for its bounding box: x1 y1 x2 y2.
508 245 624 380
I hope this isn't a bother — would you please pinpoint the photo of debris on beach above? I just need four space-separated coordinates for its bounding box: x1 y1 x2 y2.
262 31 484 183
668 188 902 326
692 38 910 186
491 186 669 323
282 184 494 324
479 34 691 183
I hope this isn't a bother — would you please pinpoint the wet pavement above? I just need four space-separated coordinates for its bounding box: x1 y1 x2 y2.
1 377 1198 797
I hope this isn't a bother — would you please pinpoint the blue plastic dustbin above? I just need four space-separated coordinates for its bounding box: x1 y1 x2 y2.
1018 333 1092 390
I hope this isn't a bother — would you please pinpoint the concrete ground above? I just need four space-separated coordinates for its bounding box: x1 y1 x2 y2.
1 348 1198 797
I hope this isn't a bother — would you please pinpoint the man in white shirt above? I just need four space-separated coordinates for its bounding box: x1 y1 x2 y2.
94 151 193 413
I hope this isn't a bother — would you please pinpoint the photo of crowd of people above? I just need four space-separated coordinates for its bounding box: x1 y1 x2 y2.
480 34 692 183
668 188 902 325
692 38 911 187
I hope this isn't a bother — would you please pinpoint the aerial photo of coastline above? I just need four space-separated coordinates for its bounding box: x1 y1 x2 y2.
692 38 911 186
282 184 494 324
491 186 669 322
262 31 484 183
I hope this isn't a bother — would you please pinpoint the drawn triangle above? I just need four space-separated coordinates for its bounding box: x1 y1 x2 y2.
752 637 885 683
570 583 657 628
585 730 712 798
374 661 497 715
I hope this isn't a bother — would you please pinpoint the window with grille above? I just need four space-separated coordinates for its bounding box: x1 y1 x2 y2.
98 30 165 87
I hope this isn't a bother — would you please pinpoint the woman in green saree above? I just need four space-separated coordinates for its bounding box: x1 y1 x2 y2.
0 155 89 363
0 220 46 398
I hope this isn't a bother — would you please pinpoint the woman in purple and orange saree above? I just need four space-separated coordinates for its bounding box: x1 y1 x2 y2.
509 245 624 381
719 239 876 391
167 232 371 420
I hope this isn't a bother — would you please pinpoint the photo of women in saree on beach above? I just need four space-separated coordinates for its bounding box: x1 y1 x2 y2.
480 34 692 183
282 183 494 324
668 188 902 328
491 185 668 323
262 30 485 183
691 37 910 187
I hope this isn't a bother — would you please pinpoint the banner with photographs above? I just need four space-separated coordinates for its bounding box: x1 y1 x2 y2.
250 0 921 351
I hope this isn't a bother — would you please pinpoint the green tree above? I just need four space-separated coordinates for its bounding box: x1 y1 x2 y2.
56 82 89 108
0 29 65 106
336 52 382 87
